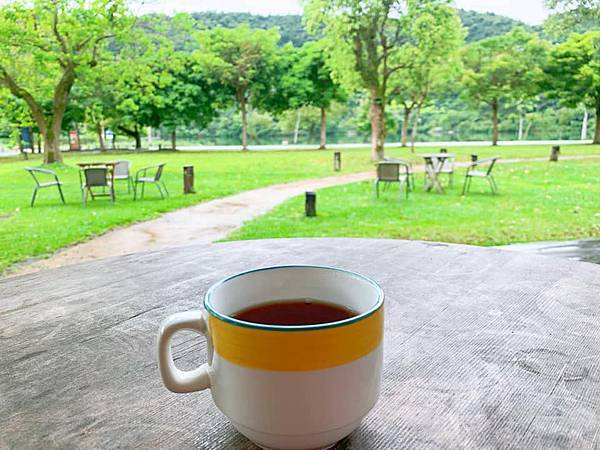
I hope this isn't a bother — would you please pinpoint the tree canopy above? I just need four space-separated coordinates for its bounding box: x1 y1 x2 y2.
461 27 549 145
543 31 600 143
0 0 130 163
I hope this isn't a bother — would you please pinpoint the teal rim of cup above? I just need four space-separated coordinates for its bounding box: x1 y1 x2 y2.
203 264 384 332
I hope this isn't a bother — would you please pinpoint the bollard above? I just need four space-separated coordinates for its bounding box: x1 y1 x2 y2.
183 165 195 194
550 145 560 162
305 192 316 217
333 152 341 171
470 154 478 162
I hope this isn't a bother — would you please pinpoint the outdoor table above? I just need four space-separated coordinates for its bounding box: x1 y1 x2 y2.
1 238 599 449
77 161 118 181
77 161 118 200
418 153 455 193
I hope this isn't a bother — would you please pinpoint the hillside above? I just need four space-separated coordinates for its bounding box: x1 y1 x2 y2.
153 10 536 47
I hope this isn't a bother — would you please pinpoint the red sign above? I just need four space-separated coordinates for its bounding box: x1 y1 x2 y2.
69 129 81 151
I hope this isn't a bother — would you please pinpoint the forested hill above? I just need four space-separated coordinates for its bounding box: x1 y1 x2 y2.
190 12 310 47
184 10 537 46
457 10 539 42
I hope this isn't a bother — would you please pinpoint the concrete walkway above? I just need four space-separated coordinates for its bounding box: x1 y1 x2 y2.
7 154 600 277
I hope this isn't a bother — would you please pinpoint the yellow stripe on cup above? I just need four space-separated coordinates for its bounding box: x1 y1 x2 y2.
208 307 383 372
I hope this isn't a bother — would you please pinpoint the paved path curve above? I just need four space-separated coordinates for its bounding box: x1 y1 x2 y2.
7 154 600 277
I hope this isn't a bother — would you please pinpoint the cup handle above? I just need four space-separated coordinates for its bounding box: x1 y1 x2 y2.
157 310 211 393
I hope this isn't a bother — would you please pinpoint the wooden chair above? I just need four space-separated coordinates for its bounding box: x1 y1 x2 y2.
133 163 168 200
462 157 499 195
375 161 410 199
114 160 132 193
25 167 65 207
79 167 115 206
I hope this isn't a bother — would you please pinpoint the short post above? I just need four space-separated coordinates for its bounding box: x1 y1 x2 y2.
333 152 341 171
183 165 195 194
305 191 316 217
550 145 560 162
471 154 478 162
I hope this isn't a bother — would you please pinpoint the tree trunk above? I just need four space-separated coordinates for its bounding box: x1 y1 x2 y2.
401 107 411 147
171 129 177 150
240 97 248 150
410 105 421 153
319 106 326 149
44 65 75 163
97 123 106 151
293 110 301 145
117 126 142 149
369 93 385 161
518 112 524 140
594 99 600 145
581 107 588 140
135 128 141 149
491 98 499 146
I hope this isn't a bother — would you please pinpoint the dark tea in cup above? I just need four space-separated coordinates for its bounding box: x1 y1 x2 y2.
233 299 357 326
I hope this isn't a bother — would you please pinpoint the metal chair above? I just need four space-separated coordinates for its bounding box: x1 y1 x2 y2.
25 167 65 207
133 163 169 200
383 157 415 191
462 157 500 195
375 161 410 199
114 160 132 193
79 167 115 206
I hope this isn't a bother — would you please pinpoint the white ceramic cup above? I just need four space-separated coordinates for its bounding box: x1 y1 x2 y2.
157 265 384 450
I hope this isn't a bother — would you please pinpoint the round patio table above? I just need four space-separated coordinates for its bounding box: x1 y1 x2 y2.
1 238 599 449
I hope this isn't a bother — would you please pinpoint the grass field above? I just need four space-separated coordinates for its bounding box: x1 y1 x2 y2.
227 158 600 246
0 144 598 273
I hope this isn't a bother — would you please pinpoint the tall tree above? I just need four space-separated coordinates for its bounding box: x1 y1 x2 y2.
305 0 452 160
287 41 346 149
461 27 548 146
197 25 281 150
544 0 599 40
387 3 464 147
543 31 600 144
0 0 130 163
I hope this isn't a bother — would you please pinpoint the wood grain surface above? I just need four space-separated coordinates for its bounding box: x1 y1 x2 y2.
1 238 599 449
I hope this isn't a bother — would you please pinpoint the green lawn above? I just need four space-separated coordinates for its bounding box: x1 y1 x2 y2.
227 158 600 246
0 144 598 273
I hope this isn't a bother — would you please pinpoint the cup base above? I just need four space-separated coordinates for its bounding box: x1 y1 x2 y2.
259 444 336 450
233 418 358 450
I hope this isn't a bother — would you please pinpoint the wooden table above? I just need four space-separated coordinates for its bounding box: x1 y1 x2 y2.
76 161 118 181
77 161 119 202
418 153 455 193
1 238 599 449
76 161 118 170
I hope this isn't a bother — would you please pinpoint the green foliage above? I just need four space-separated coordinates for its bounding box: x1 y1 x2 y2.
457 9 540 43
196 24 284 147
284 40 347 110
192 12 311 47
462 28 548 106
0 0 131 162
543 31 600 109
544 0 600 41
543 31 600 142
461 27 549 144
388 3 464 144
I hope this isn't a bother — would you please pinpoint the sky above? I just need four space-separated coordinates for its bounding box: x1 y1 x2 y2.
135 0 550 25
